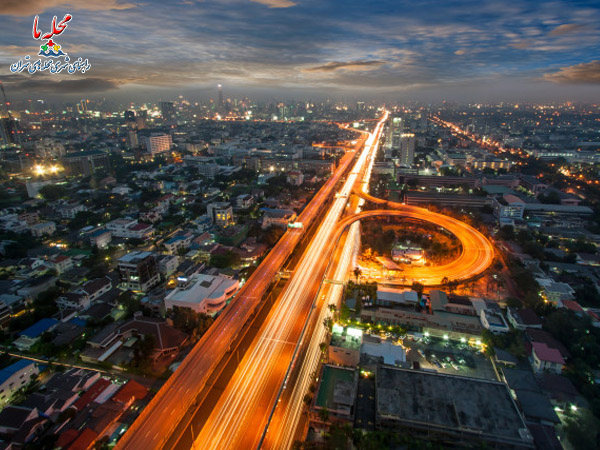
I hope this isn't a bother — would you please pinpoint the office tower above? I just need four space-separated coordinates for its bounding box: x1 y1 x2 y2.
399 133 415 166
160 101 176 121
218 84 224 109
126 130 139 149
385 116 403 150
124 110 136 124
136 110 147 129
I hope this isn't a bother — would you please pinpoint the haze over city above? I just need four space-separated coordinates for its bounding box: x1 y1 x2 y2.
1 0 600 102
0 1 599 450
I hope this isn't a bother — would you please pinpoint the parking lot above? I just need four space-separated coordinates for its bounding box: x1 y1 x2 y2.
404 336 498 381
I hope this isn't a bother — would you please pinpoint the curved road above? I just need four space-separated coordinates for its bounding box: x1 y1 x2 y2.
335 204 495 286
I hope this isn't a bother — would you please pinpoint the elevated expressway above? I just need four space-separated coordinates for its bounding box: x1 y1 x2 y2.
189 113 389 450
115 128 367 450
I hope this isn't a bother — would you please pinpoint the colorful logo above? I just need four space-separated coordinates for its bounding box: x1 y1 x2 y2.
10 14 91 74
33 14 71 57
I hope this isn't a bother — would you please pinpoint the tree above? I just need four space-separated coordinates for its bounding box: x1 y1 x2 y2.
353 266 362 282
132 334 155 368
318 406 329 423
39 184 67 201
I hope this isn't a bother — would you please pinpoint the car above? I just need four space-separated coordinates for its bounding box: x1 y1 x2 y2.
451 363 460 371
440 362 448 369
433 360 442 368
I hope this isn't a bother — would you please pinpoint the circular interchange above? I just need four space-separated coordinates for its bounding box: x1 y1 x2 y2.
336 191 496 286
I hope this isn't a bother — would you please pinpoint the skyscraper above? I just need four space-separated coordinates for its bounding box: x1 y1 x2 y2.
160 101 176 121
399 133 415 166
217 84 224 110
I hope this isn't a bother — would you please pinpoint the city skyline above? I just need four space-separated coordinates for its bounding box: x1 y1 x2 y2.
1 0 600 102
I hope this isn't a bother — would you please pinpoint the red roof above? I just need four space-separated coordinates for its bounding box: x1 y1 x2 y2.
56 428 79 448
561 300 584 312
72 378 111 411
130 223 152 231
532 342 565 365
66 428 97 450
111 380 149 404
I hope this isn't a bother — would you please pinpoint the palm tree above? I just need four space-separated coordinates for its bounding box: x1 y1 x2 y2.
353 266 362 282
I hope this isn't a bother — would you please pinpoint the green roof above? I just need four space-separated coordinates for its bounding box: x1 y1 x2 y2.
315 365 355 408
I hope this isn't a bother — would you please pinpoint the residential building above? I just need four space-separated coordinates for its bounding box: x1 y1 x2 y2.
117 251 160 292
89 229 112 249
530 342 565 374
145 134 172 155
507 308 543 331
29 221 56 237
13 318 58 351
47 255 73 275
0 360 39 406
207 202 234 228
480 308 510 333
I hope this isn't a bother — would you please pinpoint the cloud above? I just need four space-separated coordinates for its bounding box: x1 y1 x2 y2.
3 76 119 94
2 0 135 16
544 60 600 84
510 40 533 49
454 49 466 55
549 23 585 36
303 60 384 72
249 0 296 8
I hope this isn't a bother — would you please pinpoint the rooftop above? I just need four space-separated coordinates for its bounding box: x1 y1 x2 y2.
19 318 58 338
165 273 238 305
0 359 35 385
377 367 530 446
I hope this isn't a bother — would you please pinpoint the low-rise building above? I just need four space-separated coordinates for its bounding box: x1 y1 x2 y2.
329 325 362 367
47 254 73 275
13 318 59 351
376 367 534 448
480 308 510 333
507 308 543 330
261 208 297 229
89 229 112 249
164 273 239 315
0 360 39 406
29 221 56 237
530 342 564 374
207 202 234 228
117 251 160 293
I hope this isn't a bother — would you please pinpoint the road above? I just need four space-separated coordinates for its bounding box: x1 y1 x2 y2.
260 118 380 450
189 112 389 450
114 128 367 450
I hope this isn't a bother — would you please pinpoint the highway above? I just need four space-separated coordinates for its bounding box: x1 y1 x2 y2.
114 131 366 450
260 118 380 450
189 112 389 450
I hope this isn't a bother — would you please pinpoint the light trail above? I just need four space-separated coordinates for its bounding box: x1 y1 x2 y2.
190 112 388 450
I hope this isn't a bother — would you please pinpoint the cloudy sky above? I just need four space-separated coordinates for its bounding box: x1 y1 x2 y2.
1 0 599 102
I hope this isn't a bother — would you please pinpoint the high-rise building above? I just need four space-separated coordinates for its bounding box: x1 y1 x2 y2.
160 101 176 121
385 117 403 150
124 110 136 124
0 118 20 147
136 110 147 129
126 130 139 149
399 133 415 166
217 84 224 109
145 134 172 155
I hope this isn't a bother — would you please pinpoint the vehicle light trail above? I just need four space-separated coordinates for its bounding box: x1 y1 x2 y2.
189 112 388 450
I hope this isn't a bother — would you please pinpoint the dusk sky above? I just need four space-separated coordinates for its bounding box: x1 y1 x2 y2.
1 0 599 102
